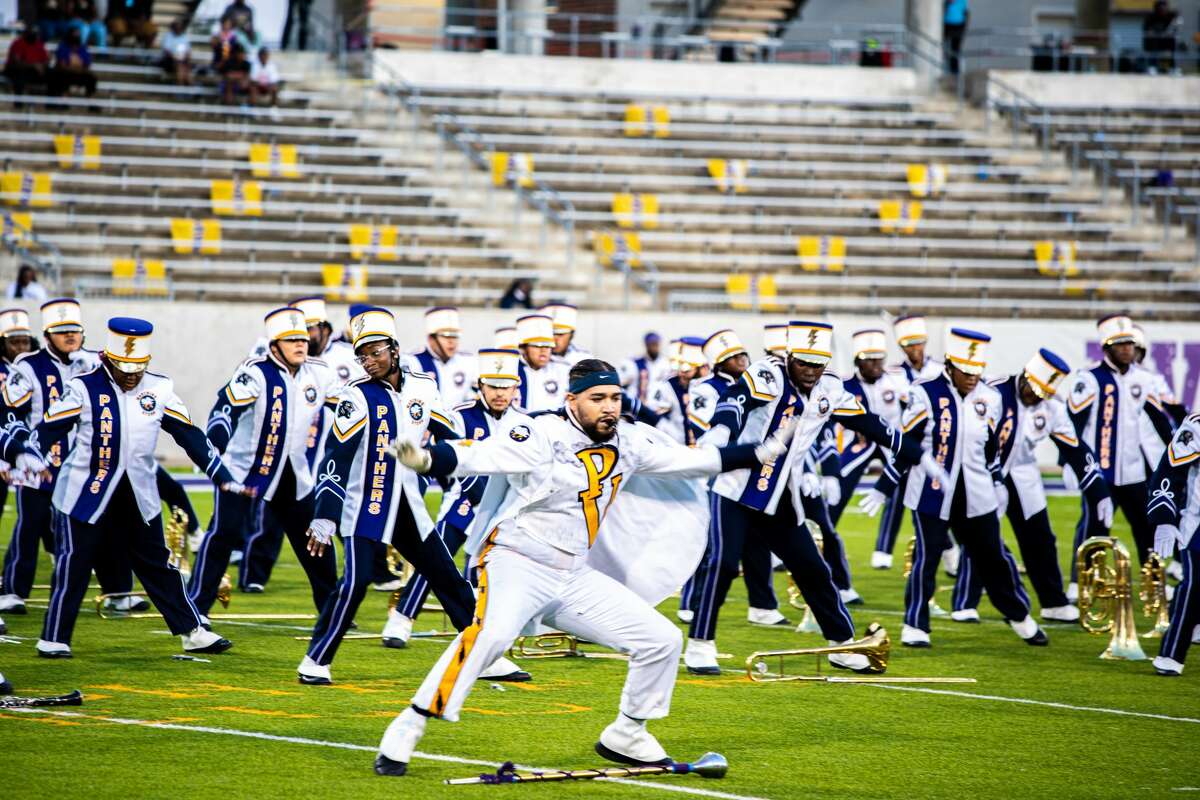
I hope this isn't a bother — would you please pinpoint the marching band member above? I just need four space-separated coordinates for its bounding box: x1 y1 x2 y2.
800 441 861 605
0 299 102 616
493 325 518 350
618 332 668 403
544 303 591 366
188 307 340 618
682 321 932 675
890 314 943 385
300 308 528 685
643 337 705 445
0 308 34 528
1133 323 1187 425
515 314 570 413
1147 412 1200 676
3 318 242 658
404 307 476 409
827 329 907 569
373 358 796 776
862 328 1046 648
1066 315 1173 593
292 296 362 385
953 350 1113 623
383 347 531 648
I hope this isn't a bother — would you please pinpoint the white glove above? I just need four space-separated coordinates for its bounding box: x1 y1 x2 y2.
754 415 798 463
994 482 1009 520
1153 524 1182 559
1062 466 1079 492
390 435 432 473
822 476 842 507
800 471 821 498
220 481 248 495
307 518 336 545
15 453 46 475
920 451 951 489
1097 497 1114 529
858 489 886 517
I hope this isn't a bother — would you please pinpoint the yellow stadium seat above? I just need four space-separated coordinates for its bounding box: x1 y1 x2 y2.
796 235 846 272
1034 240 1080 276
594 230 642 268
707 159 748 194
248 143 300 178
906 163 948 198
878 199 922 234
347 224 399 261
0 211 32 242
624 104 669 138
169 218 221 255
611 193 659 229
322 263 368 301
726 273 779 310
1 172 53 208
112 258 168 296
623 104 647 137
489 152 535 189
52 134 101 170
650 105 670 138
210 179 263 216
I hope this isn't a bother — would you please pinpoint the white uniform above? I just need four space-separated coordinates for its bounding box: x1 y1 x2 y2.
838 368 906 473
320 339 363 386
889 356 943 397
1066 360 1164 487
515 358 569 413
410 409 744 722
645 376 693 444
618 354 670 402
403 348 477 409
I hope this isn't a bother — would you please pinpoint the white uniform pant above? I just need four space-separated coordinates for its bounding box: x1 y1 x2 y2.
411 543 682 722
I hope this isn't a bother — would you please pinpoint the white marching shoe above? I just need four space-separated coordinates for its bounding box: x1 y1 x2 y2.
1166 560 1184 582
375 707 427 777
372 579 403 592
1193 624 1200 645
0 614 5 635
676 608 694 623
0 593 26 614
1153 656 1184 677
684 638 720 675
827 638 883 673
595 713 671 767
381 609 412 649
479 655 532 682
1040 605 1080 622
746 607 790 626
102 595 151 612
839 588 864 606
181 626 233 654
941 546 961 577
1009 615 1049 646
1066 582 1079 603
36 639 72 658
297 655 332 685
950 608 980 623
870 551 893 570
900 624 931 648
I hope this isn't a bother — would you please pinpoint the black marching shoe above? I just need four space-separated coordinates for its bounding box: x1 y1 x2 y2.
374 754 408 777
1023 629 1050 647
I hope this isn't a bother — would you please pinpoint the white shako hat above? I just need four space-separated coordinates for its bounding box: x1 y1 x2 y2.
1131 323 1148 351
104 316 153 374
350 306 398 349
893 314 928 347
425 306 461 337
264 306 308 342
516 314 554 347
852 328 888 360
703 328 747 366
944 327 990 376
289 295 328 326
666 338 683 370
1023 348 1071 400
1097 314 1136 347
763 323 788 355
678 336 707 369
0 308 31 337
494 325 519 350
477 348 520 388
41 298 83 334
787 320 833 366
541 303 578 333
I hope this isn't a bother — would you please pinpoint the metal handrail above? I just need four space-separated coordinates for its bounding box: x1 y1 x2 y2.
1 211 62 290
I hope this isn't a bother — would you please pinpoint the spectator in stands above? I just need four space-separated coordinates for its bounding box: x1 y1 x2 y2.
211 16 237 71
107 0 158 48
235 23 263 59
5 265 48 301
221 0 254 33
943 0 968 75
1143 1 1180 73
249 46 280 107
499 278 535 309
282 0 310 50
4 29 50 99
161 18 192 85
219 42 252 105
49 26 97 97
36 0 69 42
65 0 106 47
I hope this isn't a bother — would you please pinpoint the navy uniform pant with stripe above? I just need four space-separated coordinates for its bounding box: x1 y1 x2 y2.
801 491 853 592
188 465 337 616
906 482 1031 632
951 475 1070 612
306 497 476 666
1070 481 1154 581
830 454 906 555
688 493 854 643
682 531 780 616
42 477 203 645
1160 543 1200 664
394 518 470 620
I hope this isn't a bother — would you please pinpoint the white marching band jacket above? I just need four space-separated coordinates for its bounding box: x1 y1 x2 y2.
2 368 232 524
313 371 453 542
1148 413 1200 549
618 354 670 403
645 375 694 445
404 348 477 409
516 359 570 413
1066 360 1171 487
889 356 942 395
837 368 906 474
206 354 339 501
686 370 738 438
435 399 533 534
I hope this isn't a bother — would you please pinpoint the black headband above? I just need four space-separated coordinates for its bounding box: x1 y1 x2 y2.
568 370 620 394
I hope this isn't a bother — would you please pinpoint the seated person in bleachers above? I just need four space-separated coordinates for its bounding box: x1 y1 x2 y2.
221 0 254 34
36 0 69 43
65 0 106 47
4 29 50 98
161 18 192 85
211 16 236 70
5 264 49 301
235 23 262 59
219 42 251 105
249 46 279 106
107 0 157 48
49 27 97 97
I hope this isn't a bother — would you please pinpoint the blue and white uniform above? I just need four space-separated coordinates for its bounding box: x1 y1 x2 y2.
619 350 670 404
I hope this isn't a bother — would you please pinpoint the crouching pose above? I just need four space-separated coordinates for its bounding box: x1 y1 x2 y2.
372 358 796 776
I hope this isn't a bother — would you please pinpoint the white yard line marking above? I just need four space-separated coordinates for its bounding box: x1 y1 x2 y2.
866 685 1200 724
2 709 769 800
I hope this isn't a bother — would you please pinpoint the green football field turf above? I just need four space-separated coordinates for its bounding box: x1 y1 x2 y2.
1 491 1197 799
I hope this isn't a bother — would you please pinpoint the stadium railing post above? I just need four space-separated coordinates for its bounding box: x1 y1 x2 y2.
1131 162 1140 225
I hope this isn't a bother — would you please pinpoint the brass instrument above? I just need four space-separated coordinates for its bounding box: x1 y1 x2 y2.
746 623 977 684
165 506 190 576
1076 536 1147 660
511 632 580 658
1139 552 1171 639
902 536 948 618
793 523 822 633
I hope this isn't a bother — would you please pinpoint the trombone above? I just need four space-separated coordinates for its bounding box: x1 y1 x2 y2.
746 623 976 684
1076 536 1147 660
